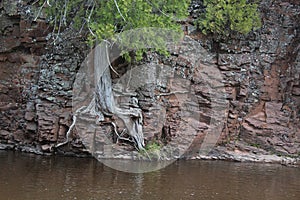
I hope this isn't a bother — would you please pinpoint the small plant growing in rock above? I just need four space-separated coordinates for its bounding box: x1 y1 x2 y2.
145 141 161 151
250 143 261 148
139 141 162 160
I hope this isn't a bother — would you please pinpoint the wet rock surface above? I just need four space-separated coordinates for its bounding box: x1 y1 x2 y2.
0 0 299 164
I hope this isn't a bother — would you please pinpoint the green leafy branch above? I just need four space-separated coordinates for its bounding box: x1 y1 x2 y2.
38 0 191 61
197 0 262 36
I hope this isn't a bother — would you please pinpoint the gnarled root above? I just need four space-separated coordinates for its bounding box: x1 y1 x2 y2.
54 114 77 149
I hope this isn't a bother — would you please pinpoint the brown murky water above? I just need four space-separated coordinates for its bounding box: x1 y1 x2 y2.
0 151 299 200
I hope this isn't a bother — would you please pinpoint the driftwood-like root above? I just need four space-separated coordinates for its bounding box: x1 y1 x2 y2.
56 44 145 151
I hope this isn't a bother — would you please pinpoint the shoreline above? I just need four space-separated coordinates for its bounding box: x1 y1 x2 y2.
1 143 299 167
194 147 300 167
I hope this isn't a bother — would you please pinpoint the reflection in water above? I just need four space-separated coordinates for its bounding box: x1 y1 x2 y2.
0 151 299 200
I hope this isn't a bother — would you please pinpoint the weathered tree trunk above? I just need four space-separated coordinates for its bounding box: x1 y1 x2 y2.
56 42 145 150
56 41 145 150
94 43 115 121
94 43 145 150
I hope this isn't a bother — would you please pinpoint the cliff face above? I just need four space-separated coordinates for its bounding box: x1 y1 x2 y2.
0 1 49 153
0 0 299 159
0 1 88 155
201 0 300 156
217 0 300 156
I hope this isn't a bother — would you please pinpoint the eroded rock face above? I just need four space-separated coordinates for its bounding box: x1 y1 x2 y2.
0 0 299 159
0 1 48 153
0 1 88 155
216 0 300 157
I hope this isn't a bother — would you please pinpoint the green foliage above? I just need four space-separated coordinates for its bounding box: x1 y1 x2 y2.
140 141 162 160
145 141 161 151
250 143 261 148
43 0 191 61
197 0 261 36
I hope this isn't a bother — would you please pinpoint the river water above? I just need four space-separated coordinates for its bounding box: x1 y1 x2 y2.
0 151 299 200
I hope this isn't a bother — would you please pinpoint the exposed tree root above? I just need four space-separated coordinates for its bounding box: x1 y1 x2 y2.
55 114 76 148
54 106 86 148
56 44 146 151
109 121 134 144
